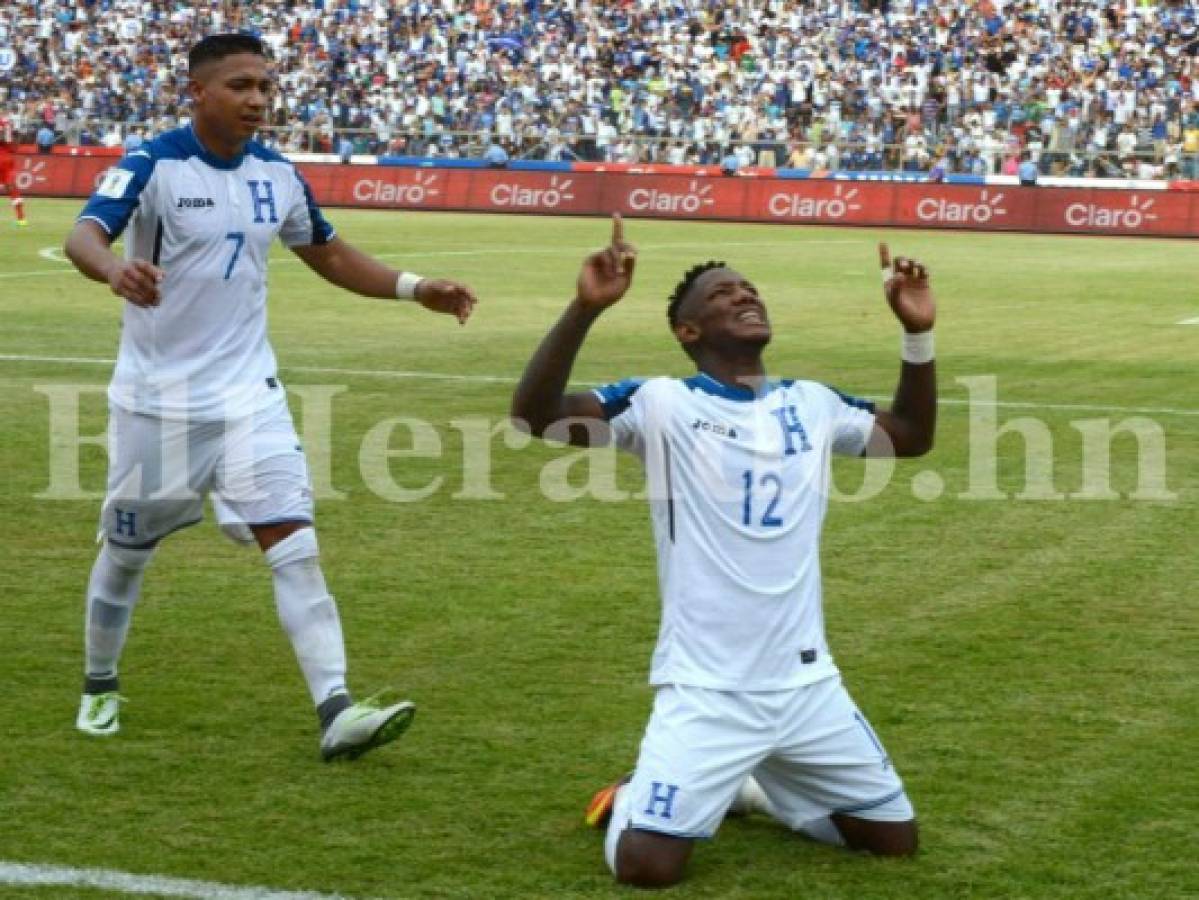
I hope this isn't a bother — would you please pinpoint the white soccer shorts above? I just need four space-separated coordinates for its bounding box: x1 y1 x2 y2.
622 675 913 839
98 398 313 547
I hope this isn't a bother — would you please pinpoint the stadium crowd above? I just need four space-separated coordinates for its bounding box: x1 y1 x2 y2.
1 0 1198 178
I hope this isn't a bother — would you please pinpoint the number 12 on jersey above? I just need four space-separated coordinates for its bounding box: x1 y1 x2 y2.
742 470 783 527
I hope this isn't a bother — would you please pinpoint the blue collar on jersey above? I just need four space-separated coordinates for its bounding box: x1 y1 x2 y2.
684 372 790 402
185 125 246 170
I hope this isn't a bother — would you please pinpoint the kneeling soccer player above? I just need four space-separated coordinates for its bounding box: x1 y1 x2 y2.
511 215 936 886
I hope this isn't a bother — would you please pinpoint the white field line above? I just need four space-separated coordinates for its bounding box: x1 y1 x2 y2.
0 267 79 279
0 860 355 900
281 364 515 384
1177 316 1199 325
1 239 863 281
1 353 1197 418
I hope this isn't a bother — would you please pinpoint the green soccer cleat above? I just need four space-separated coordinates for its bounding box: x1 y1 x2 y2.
319 688 415 762
76 692 125 736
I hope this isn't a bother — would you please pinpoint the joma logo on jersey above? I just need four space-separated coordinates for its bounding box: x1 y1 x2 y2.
176 197 216 209
692 418 738 439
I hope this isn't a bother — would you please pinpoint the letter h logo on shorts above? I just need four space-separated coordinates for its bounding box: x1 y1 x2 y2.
643 782 680 820
247 180 278 224
113 508 137 538
771 405 812 455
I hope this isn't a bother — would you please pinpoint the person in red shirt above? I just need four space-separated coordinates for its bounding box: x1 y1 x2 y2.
0 111 28 226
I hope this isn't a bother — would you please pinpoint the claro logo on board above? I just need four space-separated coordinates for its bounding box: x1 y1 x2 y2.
16 158 48 192
489 176 575 208
353 171 442 204
916 190 1007 224
1064 195 1158 229
767 185 862 219
627 180 714 214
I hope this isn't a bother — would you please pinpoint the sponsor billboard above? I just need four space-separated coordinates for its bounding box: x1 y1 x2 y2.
1036 189 1193 236
749 179 888 225
609 174 748 219
468 170 600 213
892 185 1035 230
338 168 453 208
17 155 1199 238
13 154 111 196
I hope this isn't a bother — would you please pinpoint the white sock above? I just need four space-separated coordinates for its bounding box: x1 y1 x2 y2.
798 816 846 846
265 528 348 705
730 775 775 817
84 543 153 680
604 784 633 875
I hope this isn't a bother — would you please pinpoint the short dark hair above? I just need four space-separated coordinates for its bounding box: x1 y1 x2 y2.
667 260 726 327
188 33 267 74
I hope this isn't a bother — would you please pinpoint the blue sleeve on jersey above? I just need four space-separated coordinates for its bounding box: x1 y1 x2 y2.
77 150 156 239
826 385 876 414
591 377 645 419
296 169 335 245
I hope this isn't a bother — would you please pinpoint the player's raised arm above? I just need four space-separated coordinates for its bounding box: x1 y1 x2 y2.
291 237 478 325
510 213 638 446
64 218 165 308
866 242 937 458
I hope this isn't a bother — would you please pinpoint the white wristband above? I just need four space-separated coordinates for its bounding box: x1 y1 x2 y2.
901 330 935 364
395 272 425 299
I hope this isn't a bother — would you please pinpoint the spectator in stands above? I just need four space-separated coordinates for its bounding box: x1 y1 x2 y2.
0 0 1193 178
36 124 55 154
1018 152 1039 186
484 139 510 168
928 154 948 183
337 134 354 165
720 146 741 176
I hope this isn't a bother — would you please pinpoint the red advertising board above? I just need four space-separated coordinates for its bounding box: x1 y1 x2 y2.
747 179 894 225
465 169 602 214
12 154 111 197
18 154 1199 238
891 184 1039 231
605 173 751 220
1033 188 1193 237
326 166 457 209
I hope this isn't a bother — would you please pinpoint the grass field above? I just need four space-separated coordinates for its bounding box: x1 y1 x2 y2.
1 199 1196 899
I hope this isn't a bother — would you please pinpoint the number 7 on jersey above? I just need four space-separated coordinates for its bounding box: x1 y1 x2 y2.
224 231 245 280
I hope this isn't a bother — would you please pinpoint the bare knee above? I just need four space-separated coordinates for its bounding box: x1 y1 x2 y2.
872 820 918 857
252 520 311 552
615 829 693 888
831 815 919 857
615 857 686 889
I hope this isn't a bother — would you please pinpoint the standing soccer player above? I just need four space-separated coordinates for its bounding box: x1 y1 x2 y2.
511 216 936 886
64 34 478 760
0 107 28 227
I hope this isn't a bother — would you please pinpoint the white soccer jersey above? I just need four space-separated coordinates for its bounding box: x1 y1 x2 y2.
79 125 336 420
594 373 876 692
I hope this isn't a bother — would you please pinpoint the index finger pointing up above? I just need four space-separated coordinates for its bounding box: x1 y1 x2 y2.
878 242 892 270
611 212 624 246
